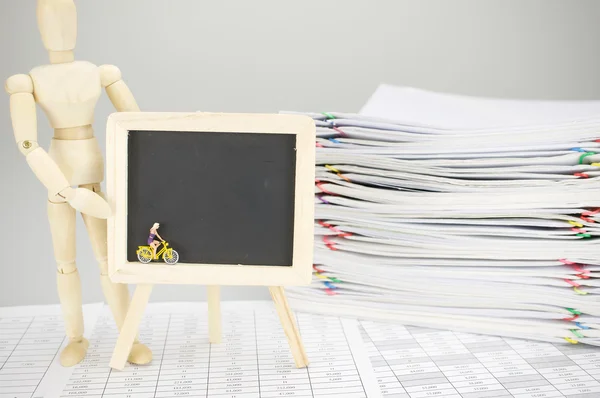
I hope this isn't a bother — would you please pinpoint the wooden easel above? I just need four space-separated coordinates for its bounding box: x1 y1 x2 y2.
109 285 308 370
106 112 315 372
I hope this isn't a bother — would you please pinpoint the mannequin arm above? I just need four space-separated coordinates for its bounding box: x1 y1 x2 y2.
5 74 111 218
99 65 140 112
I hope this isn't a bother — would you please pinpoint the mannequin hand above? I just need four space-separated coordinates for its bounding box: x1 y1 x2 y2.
60 187 112 219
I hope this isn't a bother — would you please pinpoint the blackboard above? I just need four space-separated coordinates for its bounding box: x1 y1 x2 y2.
126 130 297 266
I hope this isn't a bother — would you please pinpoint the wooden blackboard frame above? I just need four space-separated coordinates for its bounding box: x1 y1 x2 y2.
106 112 315 286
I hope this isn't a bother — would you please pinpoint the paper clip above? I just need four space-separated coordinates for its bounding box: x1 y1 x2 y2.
329 277 342 283
313 265 325 273
564 337 579 344
580 208 600 223
317 195 330 204
574 287 588 295
582 208 600 217
325 165 340 173
322 112 336 120
315 273 328 280
559 258 576 265
567 221 584 228
571 265 590 279
571 148 587 152
571 329 584 338
571 228 587 233
323 281 337 289
576 233 592 238
564 279 581 288
332 127 348 137
575 322 591 330
325 288 337 296
579 152 596 164
316 141 324 148
318 220 353 238
564 308 581 321
591 163 600 167
322 235 338 251
329 138 341 144
574 172 589 178
325 165 351 182
315 180 334 194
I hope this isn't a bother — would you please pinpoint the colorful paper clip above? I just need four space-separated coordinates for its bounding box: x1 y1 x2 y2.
323 281 337 289
322 235 338 251
575 322 590 330
580 208 600 223
315 180 334 194
318 220 353 238
564 337 579 344
322 112 336 120
325 165 351 182
317 195 330 204
579 152 596 164
332 126 348 137
563 308 581 321
564 279 581 288
313 264 325 273
570 329 584 338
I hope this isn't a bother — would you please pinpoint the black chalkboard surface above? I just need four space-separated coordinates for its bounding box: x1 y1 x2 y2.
126 130 297 266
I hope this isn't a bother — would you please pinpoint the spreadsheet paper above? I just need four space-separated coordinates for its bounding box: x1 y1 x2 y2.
2 302 599 397
360 320 600 398
52 302 381 398
0 304 103 398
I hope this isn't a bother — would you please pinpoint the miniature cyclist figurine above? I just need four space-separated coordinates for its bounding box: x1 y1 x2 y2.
148 223 164 259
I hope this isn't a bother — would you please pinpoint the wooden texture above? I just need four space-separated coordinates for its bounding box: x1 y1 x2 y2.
207 286 221 344
30 61 101 128
49 137 104 186
48 199 87 366
109 284 153 370
269 286 308 368
105 80 140 112
37 0 77 52
3 0 151 367
107 112 315 286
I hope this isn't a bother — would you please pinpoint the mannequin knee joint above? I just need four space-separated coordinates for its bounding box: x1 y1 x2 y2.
57 262 77 275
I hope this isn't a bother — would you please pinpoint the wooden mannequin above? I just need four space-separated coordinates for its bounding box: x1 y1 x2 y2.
5 0 151 367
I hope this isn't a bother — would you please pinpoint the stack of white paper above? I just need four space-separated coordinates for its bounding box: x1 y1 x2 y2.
284 86 600 346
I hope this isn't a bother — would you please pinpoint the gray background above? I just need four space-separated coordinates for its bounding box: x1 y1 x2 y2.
1 0 599 306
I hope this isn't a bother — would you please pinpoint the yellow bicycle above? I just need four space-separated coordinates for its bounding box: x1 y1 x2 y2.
137 241 179 265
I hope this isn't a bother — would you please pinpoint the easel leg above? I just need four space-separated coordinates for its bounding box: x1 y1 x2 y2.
109 284 153 370
269 286 308 368
207 286 221 344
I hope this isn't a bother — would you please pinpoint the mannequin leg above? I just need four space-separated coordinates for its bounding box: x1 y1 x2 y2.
80 183 152 365
48 199 89 367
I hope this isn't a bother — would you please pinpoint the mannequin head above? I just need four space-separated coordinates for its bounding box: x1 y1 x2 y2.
37 0 77 62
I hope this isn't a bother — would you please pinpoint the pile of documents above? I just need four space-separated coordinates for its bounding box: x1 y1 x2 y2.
286 86 600 346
